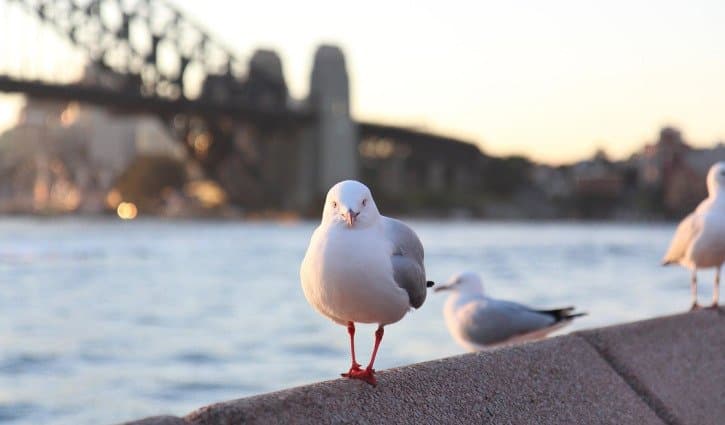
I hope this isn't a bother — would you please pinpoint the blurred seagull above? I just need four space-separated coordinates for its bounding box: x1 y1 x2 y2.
300 180 433 386
662 161 725 309
435 272 585 351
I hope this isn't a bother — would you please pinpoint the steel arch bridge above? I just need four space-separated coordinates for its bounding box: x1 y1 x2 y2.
9 0 248 101
0 0 482 212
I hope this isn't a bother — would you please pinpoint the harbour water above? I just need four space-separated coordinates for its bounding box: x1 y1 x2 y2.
0 218 706 425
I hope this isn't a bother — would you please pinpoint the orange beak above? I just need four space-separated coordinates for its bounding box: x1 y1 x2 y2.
343 210 357 227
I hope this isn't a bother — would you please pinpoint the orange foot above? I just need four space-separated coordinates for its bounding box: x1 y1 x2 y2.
341 362 362 378
342 367 377 386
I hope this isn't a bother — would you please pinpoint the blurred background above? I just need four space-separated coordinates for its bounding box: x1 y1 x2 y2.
0 0 723 424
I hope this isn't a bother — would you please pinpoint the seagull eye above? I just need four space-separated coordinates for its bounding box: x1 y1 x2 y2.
362 199 367 207
332 201 338 208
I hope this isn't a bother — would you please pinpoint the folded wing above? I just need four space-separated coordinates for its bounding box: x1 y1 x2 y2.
384 217 427 309
663 212 702 266
457 298 562 346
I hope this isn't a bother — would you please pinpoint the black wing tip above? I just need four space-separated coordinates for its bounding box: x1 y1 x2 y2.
565 311 588 319
539 307 587 321
426 281 435 288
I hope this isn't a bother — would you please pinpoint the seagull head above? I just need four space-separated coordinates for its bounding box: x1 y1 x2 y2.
322 180 381 229
707 161 725 195
434 271 485 294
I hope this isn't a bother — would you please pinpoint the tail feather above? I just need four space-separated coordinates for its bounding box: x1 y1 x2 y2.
536 307 587 322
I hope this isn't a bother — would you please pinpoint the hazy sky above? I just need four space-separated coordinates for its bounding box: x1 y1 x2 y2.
2 0 725 164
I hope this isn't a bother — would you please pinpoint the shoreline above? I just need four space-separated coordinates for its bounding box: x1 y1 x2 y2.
0 213 681 225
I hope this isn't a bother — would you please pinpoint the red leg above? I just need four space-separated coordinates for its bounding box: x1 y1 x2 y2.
341 322 362 377
365 326 384 372
342 326 384 386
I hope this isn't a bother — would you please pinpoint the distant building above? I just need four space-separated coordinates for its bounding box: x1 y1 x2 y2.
686 142 725 176
571 150 623 197
0 77 184 214
530 165 572 199
635 127 725 213
637 127 689 188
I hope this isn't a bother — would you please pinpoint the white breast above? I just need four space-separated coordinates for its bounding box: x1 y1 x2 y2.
443 294 482 352
301 224 410 326
690 212 725 268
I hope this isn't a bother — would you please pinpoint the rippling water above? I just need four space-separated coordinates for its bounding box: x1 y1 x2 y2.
0 218 707 424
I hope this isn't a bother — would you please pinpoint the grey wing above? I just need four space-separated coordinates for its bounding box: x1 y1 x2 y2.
662 212 701 265
458 298 558 346
384 217 427 309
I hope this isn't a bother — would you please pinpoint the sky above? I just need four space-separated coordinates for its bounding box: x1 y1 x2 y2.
2 0 725 164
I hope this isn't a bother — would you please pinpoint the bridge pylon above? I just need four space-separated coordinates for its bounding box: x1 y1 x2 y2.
296 45 358 209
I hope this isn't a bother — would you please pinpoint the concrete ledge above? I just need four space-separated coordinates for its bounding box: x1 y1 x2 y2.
122 309 724 425
579 307 725 425
186 337 661 425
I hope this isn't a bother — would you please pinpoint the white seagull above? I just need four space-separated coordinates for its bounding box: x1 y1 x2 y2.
300 180 432 386
435 272 585 351
662 161 725 309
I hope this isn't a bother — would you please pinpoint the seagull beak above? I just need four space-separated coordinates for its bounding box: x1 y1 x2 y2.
434 279 459 292
434 283 453 293
342 210 358 227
